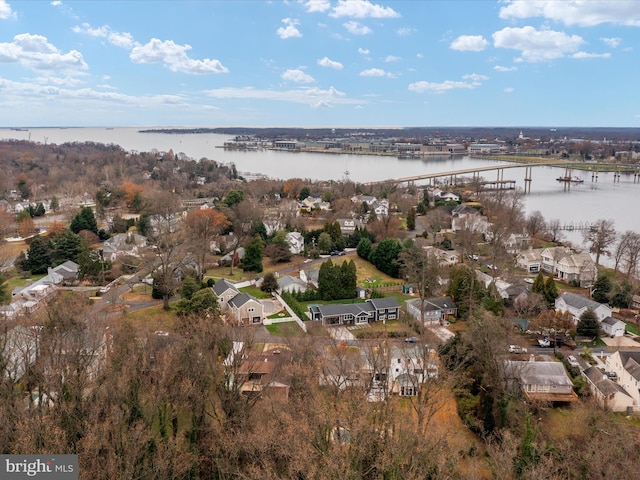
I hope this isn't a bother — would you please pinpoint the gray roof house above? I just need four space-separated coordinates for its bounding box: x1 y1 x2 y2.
555 292 612 323
505 359 578 402
583 366 634 412
309 298 400 326
212 279 263 326
606 350 640 409
601 316 626 337
406 296 458 323
277 275 308 294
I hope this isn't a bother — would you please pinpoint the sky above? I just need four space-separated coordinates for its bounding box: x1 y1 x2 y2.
1 0 639 128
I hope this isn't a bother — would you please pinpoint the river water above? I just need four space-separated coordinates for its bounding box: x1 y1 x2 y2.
2 127 638 250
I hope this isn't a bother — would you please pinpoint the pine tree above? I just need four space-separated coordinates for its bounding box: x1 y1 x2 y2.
543 274 559 306
532 271 545 295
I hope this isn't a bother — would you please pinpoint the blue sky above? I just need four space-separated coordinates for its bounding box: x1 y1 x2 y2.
1 0 639 127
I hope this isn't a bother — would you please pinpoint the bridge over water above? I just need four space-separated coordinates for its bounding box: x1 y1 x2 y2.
362 160 640 188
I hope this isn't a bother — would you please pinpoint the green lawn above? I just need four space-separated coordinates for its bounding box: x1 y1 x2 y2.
239 285 271 299
626 323 640 336
265 321 304 337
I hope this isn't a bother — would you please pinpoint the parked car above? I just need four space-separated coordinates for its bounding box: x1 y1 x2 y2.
405 337 418 343
606 371 618 380
508 345 527 354
330 250 345 256
537 338 551 348
567 355 579 367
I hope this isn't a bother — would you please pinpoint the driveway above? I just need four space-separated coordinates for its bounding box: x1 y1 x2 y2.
327 326 356 342
601 336 640 348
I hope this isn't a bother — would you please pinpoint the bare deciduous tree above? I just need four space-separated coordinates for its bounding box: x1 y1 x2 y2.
582 218 616 266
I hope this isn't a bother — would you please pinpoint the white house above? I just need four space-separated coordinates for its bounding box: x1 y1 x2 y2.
554 292 612 324
286 231 304 255
517 248 542 274
276 275 308 294
606 351 640 409
540 247 597 287
388 345 438 397
582 366 635 412
601 317 626 337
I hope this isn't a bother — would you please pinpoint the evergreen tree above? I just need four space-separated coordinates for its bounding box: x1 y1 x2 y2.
49 196 59 212
0 273 9 304
70 207 98 234
543 275 559 306
261 272 279 293
242 236 264 273
50 229 84 266
368 238 403 277
591 274 611 304
406 207 416 231
531 271 545 295
181 276 200 300
577 309 600 338
356 237 372 259
25 235 51 274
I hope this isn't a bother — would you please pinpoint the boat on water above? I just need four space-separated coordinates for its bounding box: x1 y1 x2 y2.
556 176 584 183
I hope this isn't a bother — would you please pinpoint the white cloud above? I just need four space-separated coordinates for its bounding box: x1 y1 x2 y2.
450 35 489 52
204 85 365 108
330 0 400 19
572 51 611 59
317 56 343 69
0 0 15 19
360 68 386 77
601 37 622 48
303 0 330 13
499 0 640 27
72 23 137 49
130 38 228 74
281 68 315 83
408 73 487 94
358 47 370 55
0 33 87 72
50 0 62 5
492 26 584 62
35 74 84 86
504 87 514 93
494 65 518 72
463 73 489 84
384 55 400 62
359 68 397 78
277 18 302 39
343 21 372 35
408 80 475 94
396 27 414 37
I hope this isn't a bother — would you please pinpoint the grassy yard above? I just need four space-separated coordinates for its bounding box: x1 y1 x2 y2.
265 321 304 337
239 285 271 299
122 304 177 333
626 323 640 335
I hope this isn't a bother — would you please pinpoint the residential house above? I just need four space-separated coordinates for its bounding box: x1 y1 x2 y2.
406 296 458 324
582 366 635 412
299 196 330 212
286 231 304 254
606 351 640 409
220 247 245 267
388 345 439 397
517 248 542 274
601 317 626 337
277 275 308 294
451 204 490 235
554 292 612 323
102 233 147 262
540 246 597 287
1 326 38 381
632 295 640 310
351 194 389 217
432 189 460 203
5 261 79 317
505 359 578 402
424 246 460 266
299 268 319 288
224 343 290 400
337 218 366 236
228 293 264 326
309 298 400 326
212 279 240 312
505 233 532 253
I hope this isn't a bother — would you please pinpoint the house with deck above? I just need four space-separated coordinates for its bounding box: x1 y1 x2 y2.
505 359 578 403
